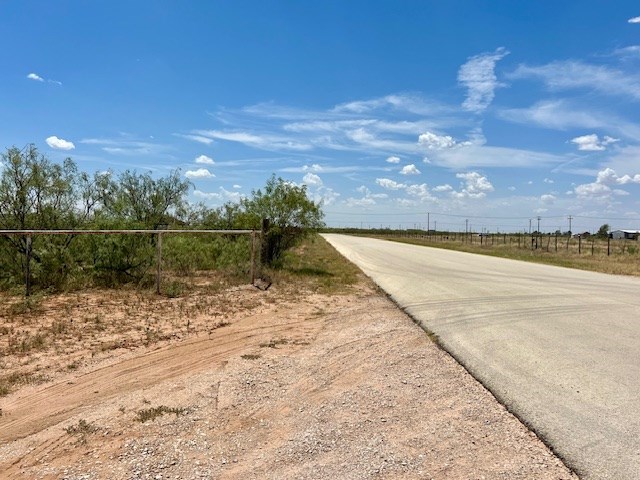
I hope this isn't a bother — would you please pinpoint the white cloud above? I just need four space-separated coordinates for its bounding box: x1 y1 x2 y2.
433 184 453 192
570 134 619 151
400 164 421 175
192 129 312 151
418 131 456 150
345 196 377 207
376 178 407 190
458 47 509 113
195 154 215 165
302 172 323 186
27 73 44 82
45 136 75 150
185 168 215 179
573 167 640 200
508 186 516 191
176 134 214 145
194 187 243 203
233 184 241 189
453 172 494 199
405 183 431 198
386 156 401 164
628 16 640 23
543 178 554 184
509 61 640 101
540 194 556 204
499 100 640 140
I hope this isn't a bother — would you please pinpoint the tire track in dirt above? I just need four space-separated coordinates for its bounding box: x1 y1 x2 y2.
0 310 324 447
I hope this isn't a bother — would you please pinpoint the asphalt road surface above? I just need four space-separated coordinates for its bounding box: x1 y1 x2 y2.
323 234 640 480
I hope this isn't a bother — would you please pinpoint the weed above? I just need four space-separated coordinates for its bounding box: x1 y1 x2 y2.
64 418 98 435
136 405 188 423
241 353 261 360
259 338 289 349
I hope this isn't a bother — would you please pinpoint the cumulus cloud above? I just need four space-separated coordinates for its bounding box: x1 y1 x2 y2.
432 184 453 192
45 136 75 150
540 194 556 204
628 16 640 23
458 47 510 113
302 172 323 186
573 167 640 199
376 178 407 190
386 156 401 164
185 168 215 179
400 164 421 175
195 154 215 165
418 131 456 150
27 73 44 82
570 134 619 151
543 178 554 184
452 172 494 199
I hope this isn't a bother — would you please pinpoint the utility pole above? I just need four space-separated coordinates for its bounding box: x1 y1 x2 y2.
537 216 541 234
529 219 532 234
427 212 430 232
568 215 573 235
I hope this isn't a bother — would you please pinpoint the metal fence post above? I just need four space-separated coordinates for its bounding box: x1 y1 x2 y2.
156 232 163 294
25 234 32 297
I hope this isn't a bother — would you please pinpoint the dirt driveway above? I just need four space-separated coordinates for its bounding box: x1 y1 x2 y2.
0 280 576 479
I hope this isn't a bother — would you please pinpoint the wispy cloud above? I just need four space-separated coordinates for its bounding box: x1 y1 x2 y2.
46 135 75 150
509 60 640 101
458 47 509 113
175 133 214 145
628 16 640 24
499 100 640 139
27 72 62 85
80 137 170 156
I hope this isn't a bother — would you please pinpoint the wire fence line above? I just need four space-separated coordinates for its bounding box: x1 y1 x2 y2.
0 229 261 297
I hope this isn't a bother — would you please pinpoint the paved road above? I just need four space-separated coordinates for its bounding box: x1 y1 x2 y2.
323 234 640 480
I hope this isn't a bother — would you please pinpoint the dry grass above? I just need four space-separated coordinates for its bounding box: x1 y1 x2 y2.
377 234 640 276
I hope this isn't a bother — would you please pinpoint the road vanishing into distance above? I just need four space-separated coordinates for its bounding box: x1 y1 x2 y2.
323 234 640 480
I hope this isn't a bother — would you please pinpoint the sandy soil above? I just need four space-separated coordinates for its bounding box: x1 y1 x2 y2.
0 277 577 479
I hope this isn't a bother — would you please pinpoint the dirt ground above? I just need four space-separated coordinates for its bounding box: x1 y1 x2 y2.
0 275 578 479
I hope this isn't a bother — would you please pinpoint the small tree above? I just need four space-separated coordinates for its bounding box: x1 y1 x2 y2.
596 223 610 239
239 175 324 264
0 145 94 288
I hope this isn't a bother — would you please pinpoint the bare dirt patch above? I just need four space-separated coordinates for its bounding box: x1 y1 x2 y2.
0 276 577 479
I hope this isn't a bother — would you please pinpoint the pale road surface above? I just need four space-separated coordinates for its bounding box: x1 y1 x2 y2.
322 234 640 480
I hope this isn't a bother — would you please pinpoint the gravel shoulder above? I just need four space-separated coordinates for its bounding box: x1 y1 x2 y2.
0 280 577 479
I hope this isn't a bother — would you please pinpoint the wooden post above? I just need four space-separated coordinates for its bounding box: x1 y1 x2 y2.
250 230 256 284
555 233 558 252
591 239 594 256
578 235 582 254
156 232 163 294
607 236 610 256
25 234 32 297
260 218 270 266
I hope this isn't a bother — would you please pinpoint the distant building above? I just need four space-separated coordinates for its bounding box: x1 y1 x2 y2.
610 230 640 240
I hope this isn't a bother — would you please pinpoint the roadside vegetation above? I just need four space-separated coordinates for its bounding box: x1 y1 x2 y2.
0 233 360 398
0 145 323 294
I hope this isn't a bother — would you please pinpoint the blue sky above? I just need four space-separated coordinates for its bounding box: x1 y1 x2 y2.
2 1 640 233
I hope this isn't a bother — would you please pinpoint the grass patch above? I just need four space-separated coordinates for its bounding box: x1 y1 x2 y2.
378 235 640 277
136 405 188 423
259 338 289 349
269 234 362 293
64 418 99 435
241 353 261 360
